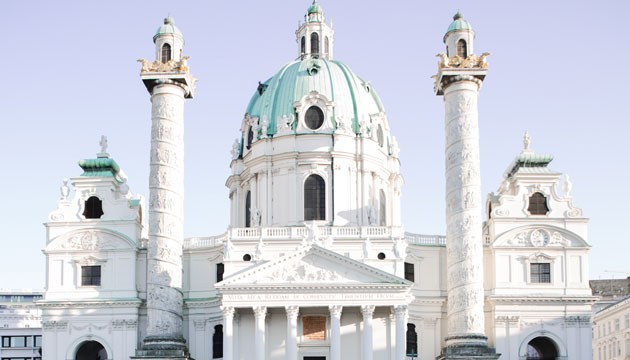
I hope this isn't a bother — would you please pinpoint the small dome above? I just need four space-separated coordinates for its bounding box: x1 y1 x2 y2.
154 16 184 42
446 11 473 34
308 0 323 14
244 58 385 136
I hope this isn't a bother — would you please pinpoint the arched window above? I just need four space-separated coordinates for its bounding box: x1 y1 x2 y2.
324 36 329 56
245 191 252 227
456 39 467 58
75 340 108 360
406 323 418 357
246 127 254 150
212 325 223 359
83 196 103 219
311 32 319 57
528 192 549 215
526 336 558 360
379 190 386 226
161 43 172 63
304 175 325 221
305 106 324 130
301 36 306 56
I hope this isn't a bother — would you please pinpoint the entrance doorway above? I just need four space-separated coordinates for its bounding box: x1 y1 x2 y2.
526 336 558 360
304 357 326 360
75 340 108 360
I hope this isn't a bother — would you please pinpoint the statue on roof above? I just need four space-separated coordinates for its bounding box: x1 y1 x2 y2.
523 131 531 151
563 174 573 197
100 135 108 153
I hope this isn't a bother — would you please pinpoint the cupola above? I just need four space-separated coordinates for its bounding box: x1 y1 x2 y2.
153 16 185 63
444 11 475 59
296 0 334 60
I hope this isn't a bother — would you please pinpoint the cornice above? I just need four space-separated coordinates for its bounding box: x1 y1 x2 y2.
37 298 142 309
488 295 598 305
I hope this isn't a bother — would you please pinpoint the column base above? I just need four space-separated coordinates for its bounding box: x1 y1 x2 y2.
131 335 193 360
437 337 499 360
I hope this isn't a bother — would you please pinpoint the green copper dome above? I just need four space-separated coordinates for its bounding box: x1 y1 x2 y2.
245 58 385 136
154 16 184 41
446 12 473 34
308 0 323 14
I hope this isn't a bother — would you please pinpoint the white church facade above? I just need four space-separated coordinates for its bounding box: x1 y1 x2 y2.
38 2 595 360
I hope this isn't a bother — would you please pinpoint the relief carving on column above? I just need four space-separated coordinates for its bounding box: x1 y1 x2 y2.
152 97 180 119
152 122 184 143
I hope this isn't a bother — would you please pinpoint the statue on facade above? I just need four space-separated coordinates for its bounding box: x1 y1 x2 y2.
436 53 450 68
60 179 69 201
250 207 261 227
563 174 573 197
230 139 241 160
367 205 377 226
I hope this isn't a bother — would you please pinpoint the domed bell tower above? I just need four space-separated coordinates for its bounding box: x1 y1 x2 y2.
434 12 499 360
295 0 334 60
134 16 195 360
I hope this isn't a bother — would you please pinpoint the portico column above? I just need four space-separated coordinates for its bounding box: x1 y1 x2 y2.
329 305 343 360
254 306 267 360
394 305 408 360
222 306 235 360
361 305 375 360
286 306 299 360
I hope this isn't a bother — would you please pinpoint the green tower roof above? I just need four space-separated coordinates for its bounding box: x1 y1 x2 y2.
446 11 473 34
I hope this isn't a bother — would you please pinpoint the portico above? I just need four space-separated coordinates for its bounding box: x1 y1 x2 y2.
216 245 412 360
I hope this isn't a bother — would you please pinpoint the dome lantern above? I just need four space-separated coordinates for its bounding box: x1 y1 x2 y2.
296 0 334 60
444 11 475 59
153 16 185 63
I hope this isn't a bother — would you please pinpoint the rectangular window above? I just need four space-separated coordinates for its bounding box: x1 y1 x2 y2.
1 336 9 347
404 262 415 282
10 336 25 347
34 335 42 347
216 263 224 283
626 314 630 329
81 265 101 286
530 263 551 283
616 318 620 331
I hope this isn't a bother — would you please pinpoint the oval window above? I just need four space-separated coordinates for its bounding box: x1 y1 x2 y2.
305 106 324 130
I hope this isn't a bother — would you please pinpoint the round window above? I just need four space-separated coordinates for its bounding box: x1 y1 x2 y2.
377 252 386 260
305 106 324 130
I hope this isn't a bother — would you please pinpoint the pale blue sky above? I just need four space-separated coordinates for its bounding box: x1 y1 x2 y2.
2 0 629 289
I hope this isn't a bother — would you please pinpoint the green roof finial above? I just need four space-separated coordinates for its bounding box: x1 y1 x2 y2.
453 11 464 21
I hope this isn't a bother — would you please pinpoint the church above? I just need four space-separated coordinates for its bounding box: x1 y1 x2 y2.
38 2 596 360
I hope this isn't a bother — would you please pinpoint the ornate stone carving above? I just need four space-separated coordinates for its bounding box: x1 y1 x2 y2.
257 261 340 283
361 305 375 318
437 53 490 69
329 305 343 318
138 57 191 74
286 305 300 318
52 231 127 250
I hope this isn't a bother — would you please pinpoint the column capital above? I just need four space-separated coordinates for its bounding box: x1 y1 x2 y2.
329 305 343 318
361 305 375 318
221 306 235 317
253 306 268 318
394 305 408 317
285 305 300 318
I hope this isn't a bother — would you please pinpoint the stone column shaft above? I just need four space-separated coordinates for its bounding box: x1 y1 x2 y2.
254 306 267 360
329 305 343 360
394 305 408 359
361 305 375 360
145 83 187 348
443 78 486 347
286 306 299 360
222 307 235 360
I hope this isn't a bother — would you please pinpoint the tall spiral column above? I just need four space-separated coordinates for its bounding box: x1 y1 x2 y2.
134 17 195 359
434 12 498 360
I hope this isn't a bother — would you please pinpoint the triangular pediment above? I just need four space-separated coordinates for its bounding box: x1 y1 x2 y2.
217 244 409 287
